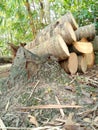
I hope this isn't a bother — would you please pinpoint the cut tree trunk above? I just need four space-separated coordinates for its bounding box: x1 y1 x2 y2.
25 12 77 49
92 36 98 51
84 52 95 69
78 55 87 73
73 41 93 54
25 22 76 50
30 35 70 61
60 52 78 74
75 24 96 41
58 11 78 30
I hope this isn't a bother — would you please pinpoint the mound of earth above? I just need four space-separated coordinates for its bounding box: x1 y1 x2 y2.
0 47 98 130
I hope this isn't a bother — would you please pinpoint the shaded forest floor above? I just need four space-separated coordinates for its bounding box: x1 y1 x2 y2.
0 59 98 130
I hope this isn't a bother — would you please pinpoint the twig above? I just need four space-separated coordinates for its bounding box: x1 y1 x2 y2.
28 80 40 100
17 104 82 111
55 96 65 118
0 126 62 130
0 118 7 130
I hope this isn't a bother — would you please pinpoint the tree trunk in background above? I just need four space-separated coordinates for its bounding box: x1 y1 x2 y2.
39 0 45 24
44 0 50 24
60 52 78 74
30 35 70 61
75 24 96 41
78 55 87 73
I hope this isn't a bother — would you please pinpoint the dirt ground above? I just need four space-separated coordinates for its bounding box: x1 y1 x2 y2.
0 58 98 130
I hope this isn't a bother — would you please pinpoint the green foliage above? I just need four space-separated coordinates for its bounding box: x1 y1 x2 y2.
0 0 97 56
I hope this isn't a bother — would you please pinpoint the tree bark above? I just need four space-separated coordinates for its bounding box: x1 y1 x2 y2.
75 24 96 41
84 52 95 69
30 35 70 61
25 12 77 49
78 55 87 73
92 36 98 51
60 52 78 74
73 41 93 54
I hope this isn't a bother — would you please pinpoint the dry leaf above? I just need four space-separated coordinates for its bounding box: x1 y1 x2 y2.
83 118 91 123
65 113 75 125
94 116 98 123
28 115 39 127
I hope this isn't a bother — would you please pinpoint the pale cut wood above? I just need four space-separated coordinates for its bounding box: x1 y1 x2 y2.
92 36 98 51
54 22 76 45
75 24 96 41
80 37 88 42
73 41 93 54
30 35 70 61
84 52 95 69
78 55 87 73
60 52 78 74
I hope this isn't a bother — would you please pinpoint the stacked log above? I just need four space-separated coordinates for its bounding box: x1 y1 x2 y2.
16 12 97 74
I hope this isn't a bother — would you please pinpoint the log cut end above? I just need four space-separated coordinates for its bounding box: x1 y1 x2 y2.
63 22 76 45
60 52 78 74
78 55 87 73
58 35 70 59
73 41 93 54
84 52 95 69
68 52 78 74
66 12 78 30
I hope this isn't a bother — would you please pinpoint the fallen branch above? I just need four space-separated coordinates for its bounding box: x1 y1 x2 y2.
17 104 82 111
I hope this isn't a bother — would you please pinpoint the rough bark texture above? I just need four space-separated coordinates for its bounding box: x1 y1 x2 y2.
57 11 78 30
60 52 78 74
75 24 96 41
25 22 76 50
25 12 77 49
73 41 93 54
84 52 95 69
78 55 87 73
92 36 98 51
30 35 70 61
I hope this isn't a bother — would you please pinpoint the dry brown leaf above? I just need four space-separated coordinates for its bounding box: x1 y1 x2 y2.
28 115 39 127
